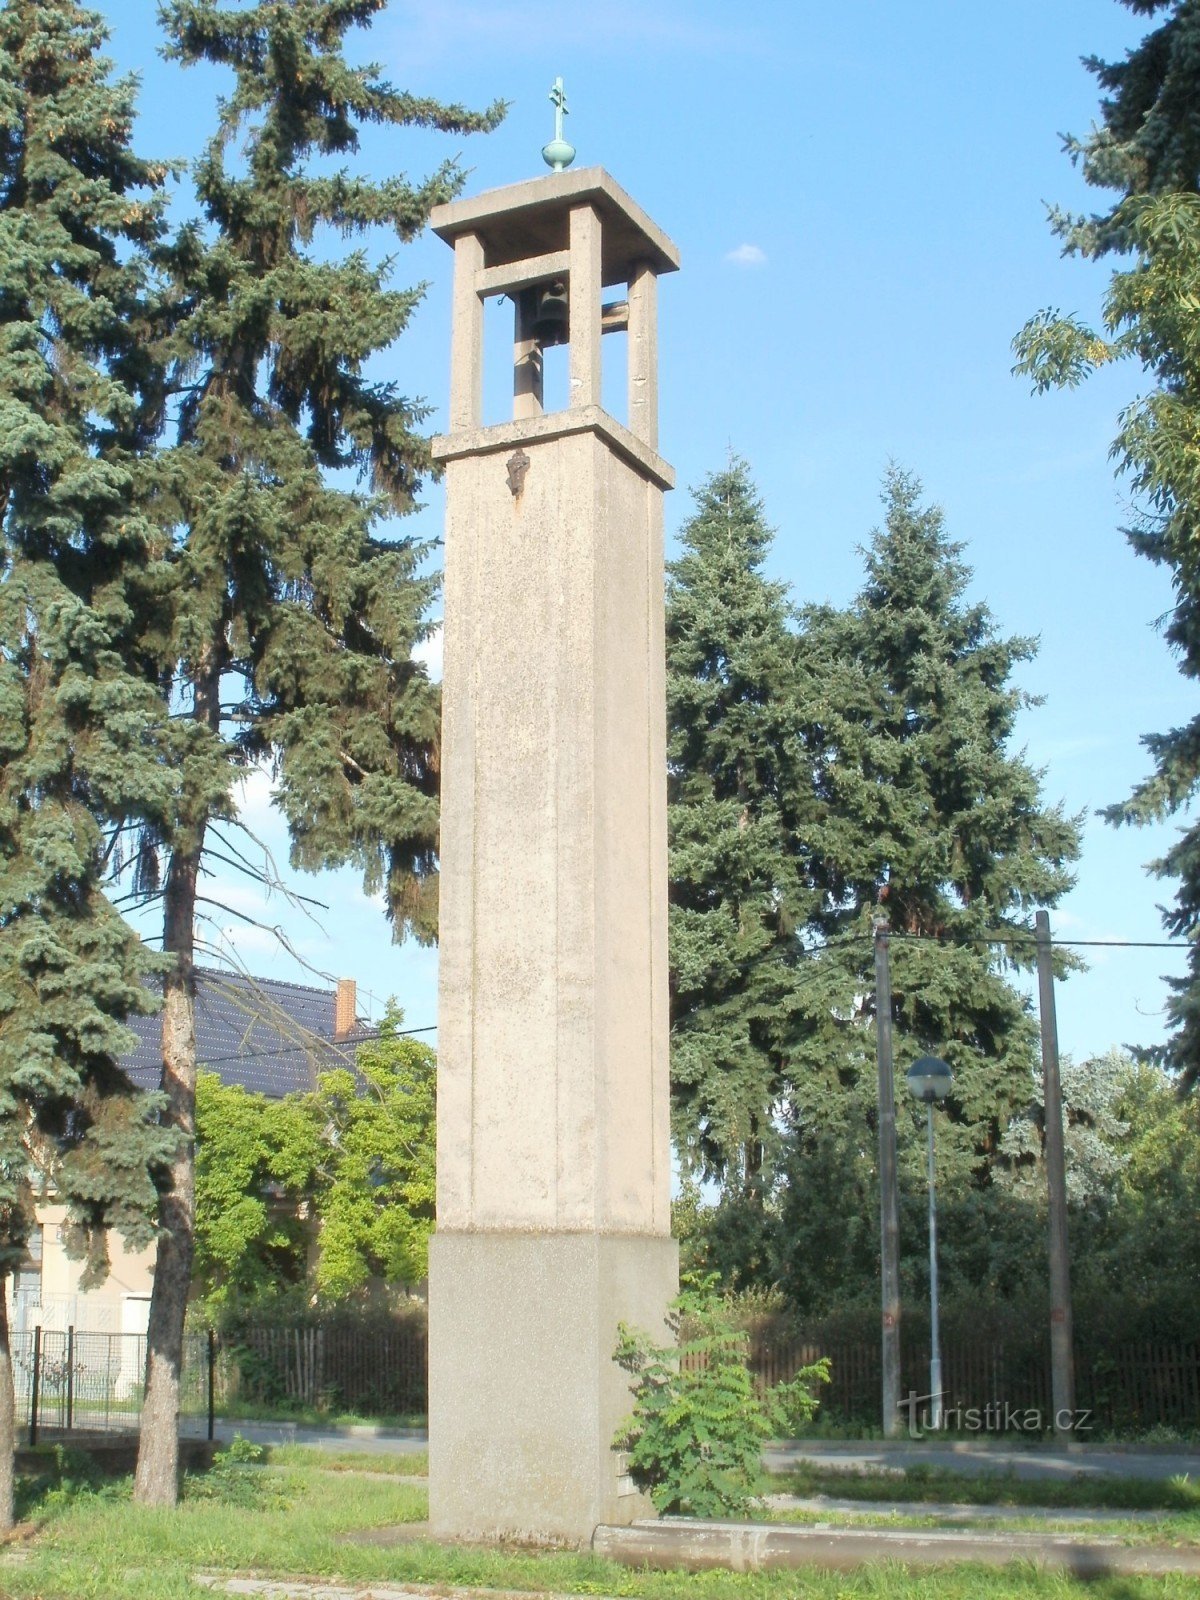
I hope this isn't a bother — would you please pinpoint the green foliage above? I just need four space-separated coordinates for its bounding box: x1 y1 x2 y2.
1014 1 1200 1084
183 1432 291 1510
666 460 818 1194
996 1047 1132 1206
113 1 499 1484
770 468 1080 1312
309 1005 435 1300
668 463 1079 1313
613 1280 829 1517
193 1071 322 1311
129 0 505 938
192 1005 435 1312
1070 1059 1200 1338
0 0 175 1336
14 1443 115 1522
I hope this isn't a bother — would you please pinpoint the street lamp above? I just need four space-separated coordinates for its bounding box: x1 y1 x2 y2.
906 1054 953 1430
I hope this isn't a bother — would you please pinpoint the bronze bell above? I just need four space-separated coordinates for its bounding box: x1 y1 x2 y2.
531 279 569 347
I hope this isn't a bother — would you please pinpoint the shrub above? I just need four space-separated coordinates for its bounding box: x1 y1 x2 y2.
613 1279 829 1517
184 1434 291 1510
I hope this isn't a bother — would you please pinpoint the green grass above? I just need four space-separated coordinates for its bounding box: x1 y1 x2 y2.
769 1462 1200 1513
1 1453 1199 1600
264 1444 427 1475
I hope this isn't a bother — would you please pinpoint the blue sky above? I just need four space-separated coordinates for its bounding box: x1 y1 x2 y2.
102 0 1190 1062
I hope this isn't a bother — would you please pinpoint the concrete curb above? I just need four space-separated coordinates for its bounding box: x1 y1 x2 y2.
759 1494 1168 1524
592 1517 1200 1577
196 1578 626 1600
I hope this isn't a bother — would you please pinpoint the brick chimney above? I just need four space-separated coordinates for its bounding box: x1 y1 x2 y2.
334 977 357 1041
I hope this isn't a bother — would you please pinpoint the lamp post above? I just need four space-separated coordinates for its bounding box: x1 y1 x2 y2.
906 1054 953 1430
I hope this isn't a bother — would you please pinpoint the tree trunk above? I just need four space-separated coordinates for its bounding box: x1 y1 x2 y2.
133 840 202 1507
0 1283 15 1532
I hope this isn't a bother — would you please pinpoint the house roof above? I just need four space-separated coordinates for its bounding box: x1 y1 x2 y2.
122 970 374 1099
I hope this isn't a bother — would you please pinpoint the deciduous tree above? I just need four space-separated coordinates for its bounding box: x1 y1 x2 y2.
193 1072 320 1312
309 1006 435 1302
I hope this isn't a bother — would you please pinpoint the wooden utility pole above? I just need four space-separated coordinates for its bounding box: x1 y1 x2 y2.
1035 909 1076 1431
875 915 902 1437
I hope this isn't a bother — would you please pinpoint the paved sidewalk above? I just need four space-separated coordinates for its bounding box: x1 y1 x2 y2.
185 1421 1200 1481
181 1418 427 1455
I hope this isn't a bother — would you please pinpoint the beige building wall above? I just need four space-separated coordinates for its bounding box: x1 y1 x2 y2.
11 1204 155 1335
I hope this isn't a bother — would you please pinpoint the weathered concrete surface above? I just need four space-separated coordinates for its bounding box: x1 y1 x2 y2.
428 171 677 1547
428 1231 676 1544
197 1580 629 1600
592 1517 1200 1577
432 425 672 1240
430 166 681 283
761 1493 1171 1524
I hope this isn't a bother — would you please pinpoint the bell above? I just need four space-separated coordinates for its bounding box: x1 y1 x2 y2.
531 280 569 347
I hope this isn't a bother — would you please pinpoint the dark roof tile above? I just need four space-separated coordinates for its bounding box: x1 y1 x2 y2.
124 970 372 1098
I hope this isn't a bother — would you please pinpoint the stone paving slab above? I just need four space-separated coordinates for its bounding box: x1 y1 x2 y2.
592 1516 1200 1577
195 1578 623 1600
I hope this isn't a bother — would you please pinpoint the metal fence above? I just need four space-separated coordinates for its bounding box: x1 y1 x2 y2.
227 1323 427 1416
13 1322 1200 1439
730 1334 1200 1432
17 1328 214 1444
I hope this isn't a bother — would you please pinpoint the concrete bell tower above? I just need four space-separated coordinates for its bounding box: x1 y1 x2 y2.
426 160 680 1544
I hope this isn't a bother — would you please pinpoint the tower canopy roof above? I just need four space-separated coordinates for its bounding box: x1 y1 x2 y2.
430 166 680 288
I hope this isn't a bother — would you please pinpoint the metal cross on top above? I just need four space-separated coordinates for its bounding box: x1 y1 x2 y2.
542 76 576 171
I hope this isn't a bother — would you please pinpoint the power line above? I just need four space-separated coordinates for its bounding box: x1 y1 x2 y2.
887 932 1192 951
134 932 1189 1072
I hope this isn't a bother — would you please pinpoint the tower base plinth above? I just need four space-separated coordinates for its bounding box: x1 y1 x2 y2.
428 1230 678 1545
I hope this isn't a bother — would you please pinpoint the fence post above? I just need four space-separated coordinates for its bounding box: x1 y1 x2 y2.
29 1325 41 1447
207 1329 216 1442
66 1326 74 1432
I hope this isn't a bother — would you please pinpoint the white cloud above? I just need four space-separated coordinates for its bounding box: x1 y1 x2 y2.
725 243 767 268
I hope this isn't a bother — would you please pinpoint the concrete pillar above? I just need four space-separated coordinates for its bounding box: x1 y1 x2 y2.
449 231 483 431
627 262 658 449
568 202 602 409
427 168 680 1548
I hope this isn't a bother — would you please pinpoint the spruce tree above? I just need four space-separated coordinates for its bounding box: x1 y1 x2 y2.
778 469 1081 1311
128 1 500 1504
1014 0 1200 1086
666 461 817 1197
0 0 174 1528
